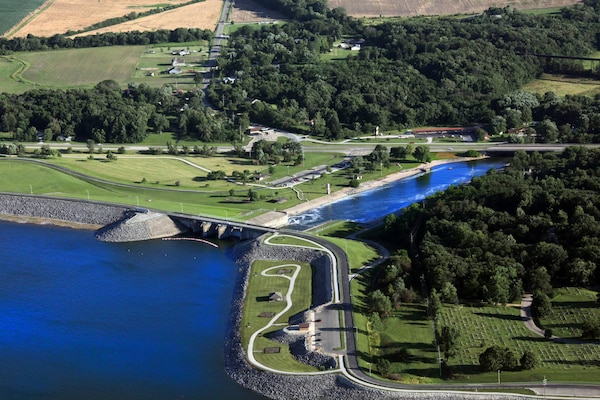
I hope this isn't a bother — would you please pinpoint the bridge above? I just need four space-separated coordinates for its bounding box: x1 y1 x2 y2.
170 213 277 240
485 143 600 154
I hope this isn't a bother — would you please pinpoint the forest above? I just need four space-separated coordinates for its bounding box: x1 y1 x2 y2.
378 147 600 307
0 81 241 143
210 1 600 139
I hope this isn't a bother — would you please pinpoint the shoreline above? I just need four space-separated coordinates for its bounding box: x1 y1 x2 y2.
0 214 104 230
281 157 485 217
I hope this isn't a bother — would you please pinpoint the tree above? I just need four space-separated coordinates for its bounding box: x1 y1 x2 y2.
438 326 459 360
531 291 552 319
429 288 442 319
520 350 538 370
377 358 391 377
390 146 408 160
248 189 258 202
581 317 600 340
544 328 553 339
86 139 95 154
413 145 431 163
479 346 517 372
536 119 559 143
368 289 392 318
106 150 117 161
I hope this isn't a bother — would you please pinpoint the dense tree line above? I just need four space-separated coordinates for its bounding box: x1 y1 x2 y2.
211 3 600 138
384 147 600 303
0 81 239 143
0 28 212 54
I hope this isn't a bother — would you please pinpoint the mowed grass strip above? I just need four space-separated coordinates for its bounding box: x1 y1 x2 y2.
19 46 146 88
266 234 322 249
240 259 316 372
439 304 600 383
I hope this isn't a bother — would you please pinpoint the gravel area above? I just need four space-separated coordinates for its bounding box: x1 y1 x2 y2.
0 194 128 226
227 239 525 400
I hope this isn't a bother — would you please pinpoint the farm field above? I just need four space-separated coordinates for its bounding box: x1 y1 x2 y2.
6 0 198 38
2 43 208 92
81 0 223 37
327 0 581 18
0 0 45 36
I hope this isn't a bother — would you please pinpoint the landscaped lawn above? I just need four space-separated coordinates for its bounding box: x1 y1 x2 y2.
239 259 316 372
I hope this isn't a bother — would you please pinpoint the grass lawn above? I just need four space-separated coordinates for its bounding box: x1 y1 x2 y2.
323 237 379 274
438 304 600 383
522 74 600 97
19 46 146 89
539 287 600 339
266 234 322 249
350 269 438 383
0 42 210 93
0 56 31 93
0 159 302 220
239 259 317 372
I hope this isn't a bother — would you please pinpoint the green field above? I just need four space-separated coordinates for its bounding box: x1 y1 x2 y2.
0 158 302 220
523 74 600 97
0 0 46 36
239 259 317 372
1 43 210 93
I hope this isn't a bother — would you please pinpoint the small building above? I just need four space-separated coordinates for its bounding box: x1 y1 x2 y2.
168 67 182 75
269 292 283 302
298 322 310 332
172 57 186 67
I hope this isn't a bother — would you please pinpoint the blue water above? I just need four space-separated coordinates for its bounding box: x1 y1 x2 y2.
0 223 263 400
287 159 507 229
0 158 505 399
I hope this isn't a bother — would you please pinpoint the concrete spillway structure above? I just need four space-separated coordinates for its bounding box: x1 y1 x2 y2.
172 215 272 240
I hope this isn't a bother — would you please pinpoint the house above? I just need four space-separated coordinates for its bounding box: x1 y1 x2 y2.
172 57 186 67
168 67 182 75
269 292 283 302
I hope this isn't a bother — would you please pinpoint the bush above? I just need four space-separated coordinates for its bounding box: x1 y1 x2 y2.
349 179 360 188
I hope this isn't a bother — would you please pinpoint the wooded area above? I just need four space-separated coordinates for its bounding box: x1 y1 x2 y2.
381 147 600 306
210 1 600 139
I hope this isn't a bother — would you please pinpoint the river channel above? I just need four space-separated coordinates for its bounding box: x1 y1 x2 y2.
0 158 505 399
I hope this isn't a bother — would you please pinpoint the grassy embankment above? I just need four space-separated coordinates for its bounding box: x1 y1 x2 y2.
0 148 368 219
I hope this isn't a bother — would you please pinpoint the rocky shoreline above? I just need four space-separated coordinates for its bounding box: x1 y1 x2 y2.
0 194 128 228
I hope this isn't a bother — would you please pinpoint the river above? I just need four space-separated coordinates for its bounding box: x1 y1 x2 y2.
287 158 507 228
0 158 504 399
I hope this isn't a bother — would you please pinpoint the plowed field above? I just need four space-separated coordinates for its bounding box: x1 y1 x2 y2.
327 0 580 18
9 0 220 38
